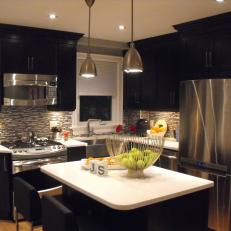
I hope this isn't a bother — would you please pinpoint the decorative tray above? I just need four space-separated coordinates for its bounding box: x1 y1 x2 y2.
81 157 126 170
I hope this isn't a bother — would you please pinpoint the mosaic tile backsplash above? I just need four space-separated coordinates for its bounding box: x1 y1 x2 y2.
0 107 72 142
123 109 180 138
0 106 179 142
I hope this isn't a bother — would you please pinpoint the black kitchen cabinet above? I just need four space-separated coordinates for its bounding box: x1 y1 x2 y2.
2 37 28 74
180 36 212 79
49 42 77 111
123 72 141 110
0 23 83 110
174 12 231 80
139 51 158 110
156 44 179 110
124 33 180 111
0 153 13 220
28 38 57 75
2 36 57 75
212 34 231 75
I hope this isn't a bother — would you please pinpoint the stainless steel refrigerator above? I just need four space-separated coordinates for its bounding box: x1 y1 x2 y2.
179 79 231 231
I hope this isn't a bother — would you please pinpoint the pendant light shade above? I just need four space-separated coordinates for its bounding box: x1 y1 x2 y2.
123 0 143 73
79 54 97 78
124 43 143 73
80 0 97 78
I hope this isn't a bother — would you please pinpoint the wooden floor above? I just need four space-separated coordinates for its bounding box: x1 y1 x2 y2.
0 220 42 231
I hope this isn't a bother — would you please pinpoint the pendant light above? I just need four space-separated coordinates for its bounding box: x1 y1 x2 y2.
123 0 143 73
80 0 97 78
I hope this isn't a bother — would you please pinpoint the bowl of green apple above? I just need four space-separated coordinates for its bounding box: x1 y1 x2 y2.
116 148 160 178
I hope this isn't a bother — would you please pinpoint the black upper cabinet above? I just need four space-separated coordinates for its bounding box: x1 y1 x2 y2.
181 36 212 79
123 72 141 110
156 44 179 110
49 42 77 111
212 34 231 74
174 12 231 80
28 38 57 75
2 37 28 73
124 33 180 111
2 36 57 75
0 24 83 111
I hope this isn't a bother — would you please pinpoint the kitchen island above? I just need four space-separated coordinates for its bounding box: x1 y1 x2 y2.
41 161 213 231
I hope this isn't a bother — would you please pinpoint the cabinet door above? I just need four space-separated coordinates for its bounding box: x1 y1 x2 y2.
181 36 212 80
2 38 28 73
0 154 13 220
140 51 158 110
49 42 76 111
212 34 231 75
156 45 179 110
123 72 141 110
29 39 57 75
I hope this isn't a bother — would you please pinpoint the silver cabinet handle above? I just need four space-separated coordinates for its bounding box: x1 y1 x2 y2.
4 156 7 172
169 92 172 105
27 56 30 71
31 56 34 71
59 90 62 104
205 51 208 67
172 90 175 105
209 51 213 67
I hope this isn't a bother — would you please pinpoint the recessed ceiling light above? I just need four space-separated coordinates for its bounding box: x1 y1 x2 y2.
118 25 126 31
216 0 224 2
49 14 57 20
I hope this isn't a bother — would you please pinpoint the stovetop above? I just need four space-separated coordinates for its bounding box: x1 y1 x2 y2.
2 138 62 149
2 138 67 160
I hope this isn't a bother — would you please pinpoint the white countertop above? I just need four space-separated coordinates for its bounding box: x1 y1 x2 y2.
41 161 213 211
57 139 88 148
0 145 12 154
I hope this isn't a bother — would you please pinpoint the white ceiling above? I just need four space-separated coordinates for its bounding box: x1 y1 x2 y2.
0 0 231 42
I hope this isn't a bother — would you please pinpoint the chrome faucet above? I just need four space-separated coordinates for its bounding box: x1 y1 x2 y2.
86 119 102 136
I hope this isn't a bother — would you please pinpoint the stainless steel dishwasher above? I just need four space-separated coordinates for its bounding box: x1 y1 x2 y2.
158 149 178 171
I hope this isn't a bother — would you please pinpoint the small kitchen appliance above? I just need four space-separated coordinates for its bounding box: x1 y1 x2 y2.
136 119 149 137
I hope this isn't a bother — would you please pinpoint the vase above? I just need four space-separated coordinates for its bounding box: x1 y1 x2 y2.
127 169 144 178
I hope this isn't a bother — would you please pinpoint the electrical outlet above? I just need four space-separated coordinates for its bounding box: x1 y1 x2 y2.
50 121 59 129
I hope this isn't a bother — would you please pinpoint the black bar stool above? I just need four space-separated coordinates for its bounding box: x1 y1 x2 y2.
13 176 62 231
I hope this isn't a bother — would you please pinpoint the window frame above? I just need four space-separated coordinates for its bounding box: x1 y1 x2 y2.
72 52 123 130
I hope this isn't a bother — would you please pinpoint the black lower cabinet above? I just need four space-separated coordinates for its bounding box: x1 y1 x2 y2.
67 146 86 162
0 153 12 220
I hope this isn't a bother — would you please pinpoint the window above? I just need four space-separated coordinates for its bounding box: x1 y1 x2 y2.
72 53 123 130
80 96 112 121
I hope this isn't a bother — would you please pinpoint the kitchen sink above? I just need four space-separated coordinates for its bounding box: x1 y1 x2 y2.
72 136 110 157
81 138 108 158
83 138 106 145
86 144 109 158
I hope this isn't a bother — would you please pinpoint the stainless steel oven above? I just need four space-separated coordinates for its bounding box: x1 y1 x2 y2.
4 73 57 106
1 139 67 174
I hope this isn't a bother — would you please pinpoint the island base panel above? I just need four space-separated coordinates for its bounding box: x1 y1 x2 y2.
63 186 210 231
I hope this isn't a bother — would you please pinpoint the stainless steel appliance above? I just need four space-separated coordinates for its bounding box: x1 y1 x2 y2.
4 73 57 106
180 79 231 231
2 138 67 174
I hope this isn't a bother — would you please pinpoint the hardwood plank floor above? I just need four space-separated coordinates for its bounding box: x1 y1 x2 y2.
0 220 42 231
